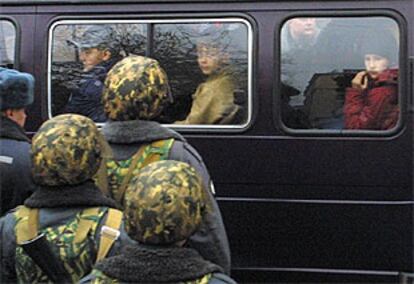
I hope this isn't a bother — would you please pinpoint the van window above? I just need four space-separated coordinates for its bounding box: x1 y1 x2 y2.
280 17 400 132
50 23 147 120
0 20 16 68
49 19 252 128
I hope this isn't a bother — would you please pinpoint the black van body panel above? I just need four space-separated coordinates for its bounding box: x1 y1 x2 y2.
1 0 413 282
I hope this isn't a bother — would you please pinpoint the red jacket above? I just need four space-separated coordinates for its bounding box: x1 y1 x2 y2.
344 69 399 130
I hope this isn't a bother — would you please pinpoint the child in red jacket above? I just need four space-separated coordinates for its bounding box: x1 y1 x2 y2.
344 34 399 130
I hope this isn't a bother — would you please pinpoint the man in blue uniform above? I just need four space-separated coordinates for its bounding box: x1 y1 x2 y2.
0 68 35 215
65 25 122 122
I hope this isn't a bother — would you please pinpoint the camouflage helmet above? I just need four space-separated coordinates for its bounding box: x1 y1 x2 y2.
102 55 171 121
124 160 206 245
31 114 102 186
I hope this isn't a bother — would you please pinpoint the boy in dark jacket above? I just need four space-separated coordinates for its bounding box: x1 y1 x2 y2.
344 33 399 130
65 25 122 122
0 68 35 215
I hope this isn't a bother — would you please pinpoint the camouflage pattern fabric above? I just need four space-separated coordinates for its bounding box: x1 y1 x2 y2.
87 269 118 284
14 207 107 283
31 114 102 186
87 269 213 284
102 55 171 121
106 139 174 206
124 160 206 245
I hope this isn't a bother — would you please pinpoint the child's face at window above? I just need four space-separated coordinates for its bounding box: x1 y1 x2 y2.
364 54 389 79
79 47 110 72
197 44 225 76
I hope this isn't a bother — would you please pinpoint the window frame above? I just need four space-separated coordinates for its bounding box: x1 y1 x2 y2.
275 10 407 137
0 16 20 69
47 16 254 131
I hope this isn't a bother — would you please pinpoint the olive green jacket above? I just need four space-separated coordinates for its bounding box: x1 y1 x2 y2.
176 69 237 125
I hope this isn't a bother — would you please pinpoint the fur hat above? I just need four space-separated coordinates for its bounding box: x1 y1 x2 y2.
67 25 120 56
0 68 34 111
359 32 398 64
180 23 234 52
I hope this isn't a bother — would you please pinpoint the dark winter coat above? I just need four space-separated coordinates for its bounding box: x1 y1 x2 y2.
80 245 236 283
0 115 35 216
65 56 121 122
101 119 231 275
344 69 399 130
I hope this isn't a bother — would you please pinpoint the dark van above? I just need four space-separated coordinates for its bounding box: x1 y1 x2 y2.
1 0 413 282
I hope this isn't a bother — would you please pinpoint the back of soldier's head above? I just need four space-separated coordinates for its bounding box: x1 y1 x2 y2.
31 114 103 186
102 55 171 121
124 160 206 245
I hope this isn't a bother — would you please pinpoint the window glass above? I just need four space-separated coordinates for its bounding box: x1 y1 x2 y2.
0 20 16 68
280 17 400 131
50 23 147 119
154 22 249 125
49 20 251 127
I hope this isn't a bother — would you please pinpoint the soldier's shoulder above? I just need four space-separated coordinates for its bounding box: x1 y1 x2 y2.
209 272 237 284
171 139 204 164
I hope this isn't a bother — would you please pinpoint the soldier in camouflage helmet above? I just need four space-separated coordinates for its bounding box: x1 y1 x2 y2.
101 55 231 274
31 114 103 186
0 114 133 283
102 55 171 121
124 160 205 245
80 160 236 284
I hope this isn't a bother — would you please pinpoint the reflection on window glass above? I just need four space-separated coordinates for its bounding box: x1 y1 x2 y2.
51 23 146 120
0 20 16 68
154 22 248 125
280 17 400 131
50 20 250 126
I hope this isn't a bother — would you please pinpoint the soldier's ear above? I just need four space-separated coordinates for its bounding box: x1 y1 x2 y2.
4 109 13 118
102 49 112 61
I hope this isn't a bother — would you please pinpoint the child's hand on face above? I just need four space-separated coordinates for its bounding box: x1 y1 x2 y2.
352 71 369 90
